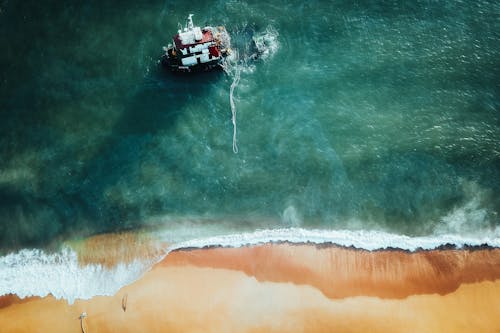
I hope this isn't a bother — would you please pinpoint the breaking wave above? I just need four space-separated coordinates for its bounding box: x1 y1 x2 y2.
168 227 500 252
0 248 156 304
1 227 498 303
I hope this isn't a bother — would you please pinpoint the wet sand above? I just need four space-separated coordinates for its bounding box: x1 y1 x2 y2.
1 243 499 332
67 231 166 268
161 243 500 298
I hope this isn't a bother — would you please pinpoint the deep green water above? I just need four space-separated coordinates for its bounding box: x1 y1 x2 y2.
0 0 499 250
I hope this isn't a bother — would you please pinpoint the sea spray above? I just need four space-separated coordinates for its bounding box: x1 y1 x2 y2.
435 181 497 236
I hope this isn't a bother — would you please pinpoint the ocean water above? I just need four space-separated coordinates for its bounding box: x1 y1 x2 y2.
0 0 499 257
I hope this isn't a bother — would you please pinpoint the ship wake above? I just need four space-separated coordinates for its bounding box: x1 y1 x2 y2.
222 25 280 153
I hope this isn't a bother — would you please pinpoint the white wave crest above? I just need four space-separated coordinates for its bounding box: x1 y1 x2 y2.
168 227 500 252
0 248 153 304
1 228 498 304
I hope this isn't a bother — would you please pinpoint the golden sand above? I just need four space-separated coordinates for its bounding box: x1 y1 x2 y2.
1 243 499 332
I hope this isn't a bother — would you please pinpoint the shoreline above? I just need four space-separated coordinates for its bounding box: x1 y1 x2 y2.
161 242 500 299
1 241 500 332
171 239 499 253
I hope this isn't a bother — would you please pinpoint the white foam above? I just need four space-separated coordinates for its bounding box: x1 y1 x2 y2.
252 26 280 60
168 227 500 252
0 248 153 304
1 228 498 303
435 181 495 236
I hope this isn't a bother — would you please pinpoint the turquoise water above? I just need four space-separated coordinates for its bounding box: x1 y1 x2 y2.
0 0 499 250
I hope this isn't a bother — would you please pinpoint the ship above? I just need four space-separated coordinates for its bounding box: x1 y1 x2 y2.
161 14 231 72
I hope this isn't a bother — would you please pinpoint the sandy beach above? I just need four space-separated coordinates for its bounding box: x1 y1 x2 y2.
1 242 499 332
2 0 499 331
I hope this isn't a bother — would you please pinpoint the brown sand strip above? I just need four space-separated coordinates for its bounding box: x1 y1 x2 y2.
0 265 499 333
159 243 500 299
0 294 40 309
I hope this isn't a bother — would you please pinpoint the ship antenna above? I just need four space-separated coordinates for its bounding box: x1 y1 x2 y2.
187 14 194 30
